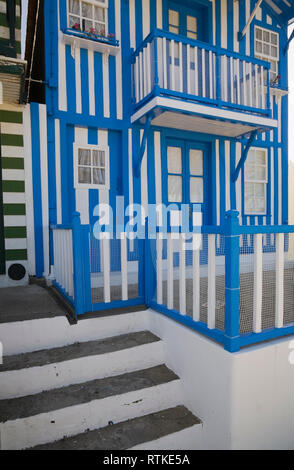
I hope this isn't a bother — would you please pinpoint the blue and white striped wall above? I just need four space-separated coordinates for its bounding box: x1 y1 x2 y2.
24 0 289 276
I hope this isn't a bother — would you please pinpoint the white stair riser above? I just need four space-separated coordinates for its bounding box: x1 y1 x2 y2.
0 311 149 355
0 380 182 450
0 341 165 399
130 424 204 450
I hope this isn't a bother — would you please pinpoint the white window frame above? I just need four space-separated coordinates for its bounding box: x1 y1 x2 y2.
74 143 110 190
67 0 108 35
244 147 268 216
254 25 279 82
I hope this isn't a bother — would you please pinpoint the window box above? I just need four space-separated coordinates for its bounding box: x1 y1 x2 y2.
62 0 119 53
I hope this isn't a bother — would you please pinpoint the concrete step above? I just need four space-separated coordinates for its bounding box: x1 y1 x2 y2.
0 308 149 356
30 406 202 450
0 331 165 399
0 365 182 450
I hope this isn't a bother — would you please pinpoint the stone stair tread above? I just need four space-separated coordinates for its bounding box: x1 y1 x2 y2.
0 331 160 372
0 365 178 423
30 406 201 450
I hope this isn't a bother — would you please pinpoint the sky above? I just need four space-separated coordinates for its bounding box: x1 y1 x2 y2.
20 1 293 160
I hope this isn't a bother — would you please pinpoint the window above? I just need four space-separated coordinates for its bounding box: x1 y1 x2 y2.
167 146 182 202
255 26 279 82
168 9 180 35
68 0 108 36
244 148 267 215
74 144 109 189
168 9 198 40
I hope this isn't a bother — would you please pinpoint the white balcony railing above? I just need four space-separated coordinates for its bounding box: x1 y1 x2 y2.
132 29 271 116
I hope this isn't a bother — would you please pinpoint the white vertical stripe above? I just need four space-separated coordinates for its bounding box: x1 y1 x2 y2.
58 6 67 111
156 0 163 29
208 234 216 329
142 0 150 39
129 0 136 49
121 236 128 301
39 105 50 277
236 143 242 218
233 0 239 53
225 140 230 211
271 147 274 224
212 0 216 46
193 235 200 322
74 126 89 224
103 54 110 118
275 233 284 328
179 234 186 315
140 129 148 219
221 0 227 49
23 105 35 275
167 234 174 310
102 238 111 302
75 47 82 114
88 50 95 116
278 97 282 143
216 140 220 225
246 0 250 56
156 237 163 304
253 234 263 333
278 148 282 224
154 132 162 223
115 0 123 119
55 119 62 225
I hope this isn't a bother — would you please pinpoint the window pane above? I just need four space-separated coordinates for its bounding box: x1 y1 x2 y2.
69 16 80 28
263 43 270 55
263 30 270 42
255 166 266 180
256 41 262 53
187 16 197 33
255 150 266 165
189 149 203 175
245 164 256 181
69 0 79 15
256 28 262 40
82 19 93 31
79 167 91 184
93 150 105 167
271 46 278 58
169 25 179 35
168 175 182 202
95 6 105 22
169 10 179 27
78 149 91 165
167 146 182 174
190 177 203 203
255 197 265 213
93 168 106 185
82 2 93 19
187 31 197 40
271 33 277 45
245 182 254 197
255 183 265 197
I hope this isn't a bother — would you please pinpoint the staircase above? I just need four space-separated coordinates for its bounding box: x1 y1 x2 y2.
0 306 203 450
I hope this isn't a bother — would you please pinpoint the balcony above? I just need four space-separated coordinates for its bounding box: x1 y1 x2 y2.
131 30 278 138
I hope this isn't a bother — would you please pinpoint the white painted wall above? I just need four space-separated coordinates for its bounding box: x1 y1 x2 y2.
148 309 294 450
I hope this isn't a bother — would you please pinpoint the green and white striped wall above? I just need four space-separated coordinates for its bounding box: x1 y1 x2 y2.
0 107 28 286
0 0 22 59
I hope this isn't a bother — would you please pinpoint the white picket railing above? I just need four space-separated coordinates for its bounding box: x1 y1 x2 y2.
133 30 270 114
52 228 74 299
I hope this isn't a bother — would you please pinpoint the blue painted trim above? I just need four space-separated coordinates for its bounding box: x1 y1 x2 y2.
224 210 240 353
232 130 258 183
72 212 85 317
134 115 151 177
238 325 294 348
149 301 226 345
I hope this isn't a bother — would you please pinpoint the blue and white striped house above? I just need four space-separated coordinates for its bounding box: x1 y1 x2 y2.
24 0 294 353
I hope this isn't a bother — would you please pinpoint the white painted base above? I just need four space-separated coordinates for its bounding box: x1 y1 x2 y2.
147 308 294 450
130 423 204 450
0 340 165 399
0 310 149 356
0 380 182 450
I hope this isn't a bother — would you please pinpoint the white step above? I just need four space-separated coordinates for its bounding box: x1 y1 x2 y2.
0 365 182 450
0 332 165 399
0 309 149 356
